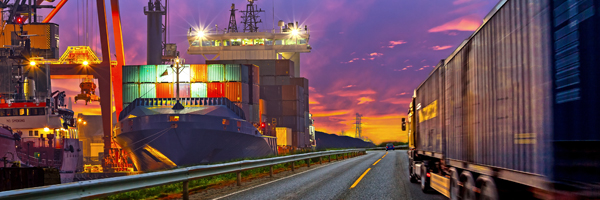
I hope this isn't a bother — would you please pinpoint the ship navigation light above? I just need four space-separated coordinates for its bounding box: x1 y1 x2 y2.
15 16 23 24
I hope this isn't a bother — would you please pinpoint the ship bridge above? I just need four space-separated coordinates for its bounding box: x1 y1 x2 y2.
187 26 311 76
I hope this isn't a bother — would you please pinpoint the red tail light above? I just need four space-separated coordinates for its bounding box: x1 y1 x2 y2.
426 173 431 177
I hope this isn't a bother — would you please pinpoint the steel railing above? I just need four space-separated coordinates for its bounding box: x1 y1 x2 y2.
0 149 368 200
119 97 246 121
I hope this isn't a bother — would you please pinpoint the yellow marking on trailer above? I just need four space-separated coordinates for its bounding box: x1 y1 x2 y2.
431 173 450 198
514 133 536 144
350 168 371 189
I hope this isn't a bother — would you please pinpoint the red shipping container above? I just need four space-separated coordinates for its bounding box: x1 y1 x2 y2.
156 83 174 98
207 82 224 98
190 64 208 82
173 83 190 98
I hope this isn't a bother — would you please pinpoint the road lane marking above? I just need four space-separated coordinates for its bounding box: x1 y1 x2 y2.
350 168 371 189
382 152 388 158
213 154 369 200
372 159 382 166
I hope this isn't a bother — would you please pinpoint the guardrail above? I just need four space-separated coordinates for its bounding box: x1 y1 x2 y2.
0 149 367 200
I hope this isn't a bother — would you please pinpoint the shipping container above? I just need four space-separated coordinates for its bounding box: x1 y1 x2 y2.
156 83 174 98
122 83 139 103
282 116 304 132
275 76 290 85
259 99 266 116
225 64 241 82
224 82 244 102
190 64 208 82
250 84 260 104
282 100 303 116
415 61 444 154
260 76 276 85
173 83 190 98
207 64 225 82
275 60 294 77
190 83 207 98
249 64 259 84
140 65 157 83
139 83 156 98
292 131 306 147
276 127 292 146
260 85 282 101
178 65 191 83
122 65 140 83
265 100 282 116
261 64 276 76
290 78 309 93
282 85 304 101
156 65 174 83
251 104 259 123
207 82 224 98
241 64 249 83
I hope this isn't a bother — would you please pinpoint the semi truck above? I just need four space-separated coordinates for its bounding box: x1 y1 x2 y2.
403 0 600 199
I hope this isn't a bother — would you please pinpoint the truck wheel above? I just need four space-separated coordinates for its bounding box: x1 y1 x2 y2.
449 168 460 200
477 176 498 200
420 164 431 192
461 171 476 200
409 164 418 183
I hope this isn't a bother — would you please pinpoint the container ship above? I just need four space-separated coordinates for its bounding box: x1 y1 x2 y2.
116 62 276 171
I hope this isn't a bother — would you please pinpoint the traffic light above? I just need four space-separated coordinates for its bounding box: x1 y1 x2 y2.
15 16 23 24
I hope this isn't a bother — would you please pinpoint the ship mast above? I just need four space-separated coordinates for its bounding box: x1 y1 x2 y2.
240 0 264 32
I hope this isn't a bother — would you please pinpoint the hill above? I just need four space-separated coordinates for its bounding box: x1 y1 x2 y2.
315 131 376 150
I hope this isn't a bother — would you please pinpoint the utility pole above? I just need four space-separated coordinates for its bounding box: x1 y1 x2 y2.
355 113 362 139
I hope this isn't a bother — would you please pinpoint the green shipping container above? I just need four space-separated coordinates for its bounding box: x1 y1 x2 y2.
157 65 174 83
123 83 139 103
140 65 157 83
191 83 207 98
225 64 241 82
207 64 224 82
140 83 156 98
123 65 139 83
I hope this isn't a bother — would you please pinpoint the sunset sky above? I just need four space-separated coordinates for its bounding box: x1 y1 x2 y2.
45 0 499 145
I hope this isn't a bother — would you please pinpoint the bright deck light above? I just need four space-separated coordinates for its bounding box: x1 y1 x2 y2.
196 31 205 38
83 61 89 66
29 61 36 66
44 127 50 132
291 29 299 36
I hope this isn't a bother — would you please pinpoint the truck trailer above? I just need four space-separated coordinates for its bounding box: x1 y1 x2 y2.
404 0 600 199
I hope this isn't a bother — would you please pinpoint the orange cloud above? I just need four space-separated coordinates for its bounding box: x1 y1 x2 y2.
428 14 481 32
369 52 383 57
385 40 407 48
309 97 320 105
381 97 412 105
357 97 375 105
312 109 352 117
432 45 453 50
329 89 377 97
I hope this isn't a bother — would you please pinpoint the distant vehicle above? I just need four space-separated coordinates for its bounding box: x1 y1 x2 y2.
386 143 394 151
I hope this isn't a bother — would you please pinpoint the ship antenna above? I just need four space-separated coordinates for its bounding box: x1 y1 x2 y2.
172 57 185 110
240 0 265 32
227 3 238 33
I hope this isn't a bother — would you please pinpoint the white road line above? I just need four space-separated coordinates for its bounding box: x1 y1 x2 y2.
212 152 377 200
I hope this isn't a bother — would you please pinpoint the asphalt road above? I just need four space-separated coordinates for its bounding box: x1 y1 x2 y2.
214 150 447 200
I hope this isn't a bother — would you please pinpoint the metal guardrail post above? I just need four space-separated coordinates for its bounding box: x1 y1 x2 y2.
269 166 273 177
319 157 322 164
291 162 295 172
237 172 242 186
182 181 189 200
307 159 310 167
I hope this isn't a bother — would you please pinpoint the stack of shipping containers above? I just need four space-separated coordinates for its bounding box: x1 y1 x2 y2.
122 64 260 123
207 60 311 149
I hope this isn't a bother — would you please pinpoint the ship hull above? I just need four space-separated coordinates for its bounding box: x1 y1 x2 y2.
117 128 274 171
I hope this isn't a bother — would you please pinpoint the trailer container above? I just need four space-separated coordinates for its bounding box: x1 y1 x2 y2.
276 127 292 146
405 0 600 199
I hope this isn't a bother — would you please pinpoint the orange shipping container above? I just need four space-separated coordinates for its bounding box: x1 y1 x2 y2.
156 83 174 98
190 64 208 82
224 82 243 102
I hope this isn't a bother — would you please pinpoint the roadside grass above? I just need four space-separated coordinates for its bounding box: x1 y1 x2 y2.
99 152 348 200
